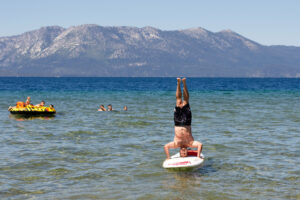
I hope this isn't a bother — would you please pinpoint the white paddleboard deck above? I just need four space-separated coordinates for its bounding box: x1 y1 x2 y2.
163 152 204 169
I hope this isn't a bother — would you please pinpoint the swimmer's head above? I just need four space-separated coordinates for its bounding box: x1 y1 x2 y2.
99 105 106 111
107 104 112 111
180 147 188 157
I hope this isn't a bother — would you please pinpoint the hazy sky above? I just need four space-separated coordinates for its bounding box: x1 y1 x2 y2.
1 0 299 46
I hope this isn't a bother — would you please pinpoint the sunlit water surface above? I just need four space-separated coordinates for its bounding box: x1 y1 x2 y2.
0 78 299 200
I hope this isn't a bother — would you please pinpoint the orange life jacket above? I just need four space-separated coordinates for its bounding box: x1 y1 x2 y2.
16 101 26 108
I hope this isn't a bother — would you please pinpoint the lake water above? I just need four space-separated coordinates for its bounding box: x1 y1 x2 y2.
0 78 299 199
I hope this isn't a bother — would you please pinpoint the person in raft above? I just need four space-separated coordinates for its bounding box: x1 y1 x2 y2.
35 100 45 107
164 78 203 159
8 96 32 110
25 96 31 106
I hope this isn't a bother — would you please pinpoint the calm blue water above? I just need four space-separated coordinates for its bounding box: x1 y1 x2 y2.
0 78 299 200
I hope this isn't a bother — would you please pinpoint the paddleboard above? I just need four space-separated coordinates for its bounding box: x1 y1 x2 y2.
163 150 204 170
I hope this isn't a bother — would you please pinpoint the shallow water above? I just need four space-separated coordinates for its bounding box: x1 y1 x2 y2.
0 78 299 199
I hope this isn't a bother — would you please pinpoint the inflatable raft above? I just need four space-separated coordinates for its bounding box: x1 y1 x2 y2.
163 150 204 171
8 104 56 116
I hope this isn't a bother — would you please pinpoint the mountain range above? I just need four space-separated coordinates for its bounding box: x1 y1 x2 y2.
0 24 299 77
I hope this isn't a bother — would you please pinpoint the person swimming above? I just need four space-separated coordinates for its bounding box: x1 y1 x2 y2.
107 104 113 111
98 105 106 111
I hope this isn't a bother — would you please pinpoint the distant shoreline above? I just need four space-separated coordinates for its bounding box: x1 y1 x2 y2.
0 76 300 78
1 25 299 77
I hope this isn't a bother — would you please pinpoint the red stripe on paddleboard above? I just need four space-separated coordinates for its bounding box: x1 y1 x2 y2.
168 161 191 166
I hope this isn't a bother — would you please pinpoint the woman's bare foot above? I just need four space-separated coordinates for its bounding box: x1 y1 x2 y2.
177 78 181 84
182 77 186 83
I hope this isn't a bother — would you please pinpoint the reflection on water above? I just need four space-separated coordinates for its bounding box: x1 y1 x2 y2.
9 114 55 121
